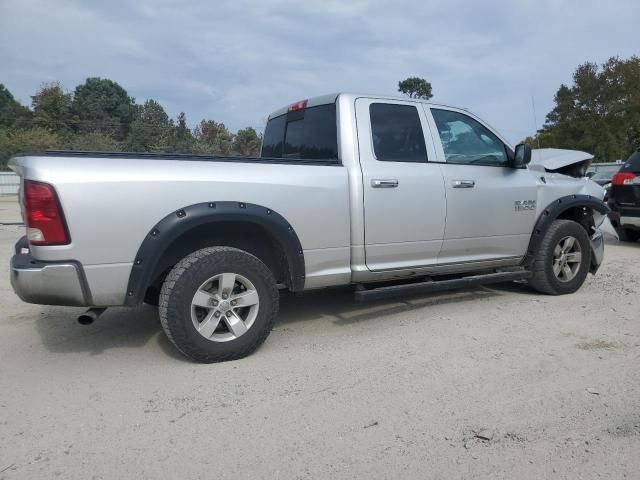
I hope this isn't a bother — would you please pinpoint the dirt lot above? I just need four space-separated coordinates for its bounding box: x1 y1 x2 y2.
0 196 638 479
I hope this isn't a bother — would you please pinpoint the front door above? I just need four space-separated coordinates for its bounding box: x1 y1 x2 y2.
424 106 538 264
355 98 446 271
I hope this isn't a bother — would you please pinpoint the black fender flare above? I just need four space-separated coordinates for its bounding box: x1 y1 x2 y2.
522 194 609 268
123 201 305 305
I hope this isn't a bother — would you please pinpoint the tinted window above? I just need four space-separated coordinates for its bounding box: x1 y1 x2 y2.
431 109 508 166
261 114 286 157
260 104 338 161
369 103 427 162
621 151 640 173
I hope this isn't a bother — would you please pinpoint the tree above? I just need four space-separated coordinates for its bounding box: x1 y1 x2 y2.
398 77 433 100
125 99 171 152
193 119 233 155
0 84 31 129
232 127 261 156
31 82 75 136
0 127 62 169
530 56 640 161
71 77 136 141
167 112 194 153
65 132 119 151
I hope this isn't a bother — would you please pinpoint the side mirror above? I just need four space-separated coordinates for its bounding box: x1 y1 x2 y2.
513 143 532 168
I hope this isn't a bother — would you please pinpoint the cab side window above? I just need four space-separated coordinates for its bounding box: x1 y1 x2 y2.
431 109 508 167
369 103 427 163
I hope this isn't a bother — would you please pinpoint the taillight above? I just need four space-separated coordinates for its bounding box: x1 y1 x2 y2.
288 99 308 112
611 172 637 186
23 180 70 245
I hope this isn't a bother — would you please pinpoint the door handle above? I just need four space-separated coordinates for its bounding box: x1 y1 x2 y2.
372 179 399 188
452 180 475 188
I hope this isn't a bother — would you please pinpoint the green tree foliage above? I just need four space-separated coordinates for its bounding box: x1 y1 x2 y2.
65 132 119 151
125 99 171 152
168 112 195 153
0 127 62 168
1 78 270 168
0 84 31 129
232 127 261 156
72 77 136 141
529 56 640 161
193 119 233 155
31 82 75 136
398 77 433 100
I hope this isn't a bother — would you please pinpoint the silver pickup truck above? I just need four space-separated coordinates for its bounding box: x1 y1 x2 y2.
9 92 612 362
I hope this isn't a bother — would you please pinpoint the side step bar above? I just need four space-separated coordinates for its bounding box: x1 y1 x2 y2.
354 270 532 303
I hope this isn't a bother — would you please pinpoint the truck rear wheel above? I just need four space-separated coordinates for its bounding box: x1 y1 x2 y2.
159 247 279 363
528 219 591 295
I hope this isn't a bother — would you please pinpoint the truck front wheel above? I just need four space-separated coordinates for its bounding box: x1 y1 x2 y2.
528 219 591 295
159 247 279 363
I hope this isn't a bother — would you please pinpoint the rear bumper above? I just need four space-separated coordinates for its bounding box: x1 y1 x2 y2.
10 238 89 306
608 199 640 230
619 216 640 229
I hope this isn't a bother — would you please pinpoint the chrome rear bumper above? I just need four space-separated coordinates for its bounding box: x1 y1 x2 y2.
10 238 89 306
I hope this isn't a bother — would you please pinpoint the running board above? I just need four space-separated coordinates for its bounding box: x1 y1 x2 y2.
354 270 532 302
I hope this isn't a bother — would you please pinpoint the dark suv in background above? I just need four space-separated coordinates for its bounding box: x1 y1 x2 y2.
609 149 640 242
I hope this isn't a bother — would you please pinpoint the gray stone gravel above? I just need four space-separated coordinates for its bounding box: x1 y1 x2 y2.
0 197 639 479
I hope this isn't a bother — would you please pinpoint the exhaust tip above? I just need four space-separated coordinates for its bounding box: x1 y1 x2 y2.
77 307 106 326
77 314 94 325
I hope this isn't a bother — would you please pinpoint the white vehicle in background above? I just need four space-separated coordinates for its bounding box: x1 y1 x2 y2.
9 93 612 362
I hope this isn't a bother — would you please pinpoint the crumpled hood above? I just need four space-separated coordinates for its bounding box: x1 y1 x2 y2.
529 148 594 173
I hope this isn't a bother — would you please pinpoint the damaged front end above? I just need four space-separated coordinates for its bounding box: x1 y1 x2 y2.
589 211 618 274
528 148 594 178
528 148 618 274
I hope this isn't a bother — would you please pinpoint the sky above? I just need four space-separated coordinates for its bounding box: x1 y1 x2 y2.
0 0 638 144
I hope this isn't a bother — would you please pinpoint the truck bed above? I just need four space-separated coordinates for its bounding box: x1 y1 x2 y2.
9 151 352 305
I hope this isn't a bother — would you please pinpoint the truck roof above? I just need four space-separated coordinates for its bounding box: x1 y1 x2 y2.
266 92 465 120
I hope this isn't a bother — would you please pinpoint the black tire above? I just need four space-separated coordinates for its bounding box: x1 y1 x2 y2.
159 247 279 363
528 219 591 295
616 227 640 243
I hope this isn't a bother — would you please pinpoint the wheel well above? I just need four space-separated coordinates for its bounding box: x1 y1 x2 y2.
557 206 595 234
523 195 608 269
145 221 291 299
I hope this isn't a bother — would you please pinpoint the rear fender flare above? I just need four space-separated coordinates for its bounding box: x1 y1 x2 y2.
123 201 305 305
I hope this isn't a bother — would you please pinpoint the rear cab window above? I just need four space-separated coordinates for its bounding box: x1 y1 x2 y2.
261 103 338 162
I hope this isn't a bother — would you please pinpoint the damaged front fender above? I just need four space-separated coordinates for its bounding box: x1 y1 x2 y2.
589 213 618 274
529 148 594 177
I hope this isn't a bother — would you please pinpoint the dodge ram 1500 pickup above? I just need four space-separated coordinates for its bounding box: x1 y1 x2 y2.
9 93 613 362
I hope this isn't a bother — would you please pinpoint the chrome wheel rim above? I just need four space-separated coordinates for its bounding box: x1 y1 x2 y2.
552 235 582 282
190 273 259 342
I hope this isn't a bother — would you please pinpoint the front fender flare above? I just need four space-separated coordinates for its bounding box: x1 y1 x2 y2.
522 194 609 268
123 201 305 306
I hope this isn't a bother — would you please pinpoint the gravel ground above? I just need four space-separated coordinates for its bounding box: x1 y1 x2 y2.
0 196 638 479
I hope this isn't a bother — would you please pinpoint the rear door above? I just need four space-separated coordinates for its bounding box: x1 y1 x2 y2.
425 106 538 264
355 98 446 271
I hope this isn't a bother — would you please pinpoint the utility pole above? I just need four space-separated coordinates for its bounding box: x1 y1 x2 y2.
531 95 541 148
